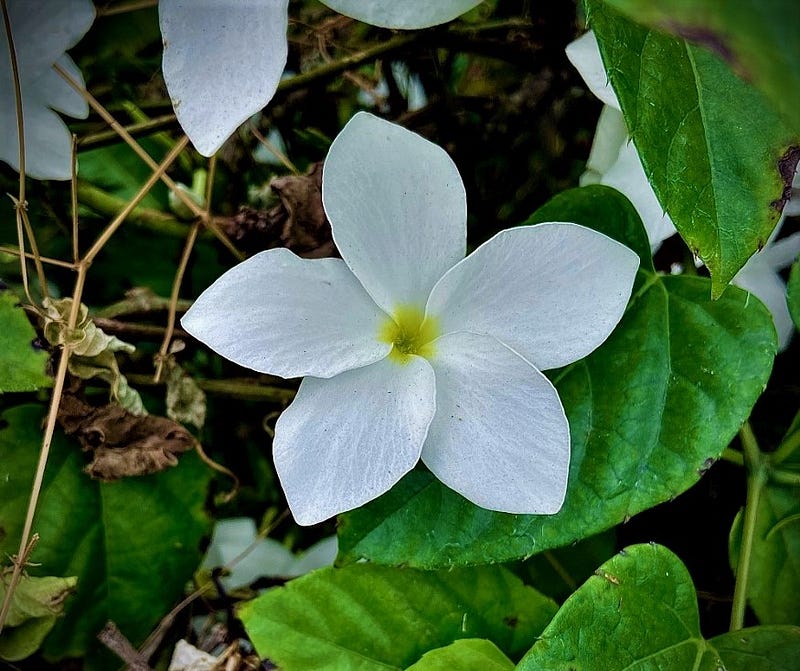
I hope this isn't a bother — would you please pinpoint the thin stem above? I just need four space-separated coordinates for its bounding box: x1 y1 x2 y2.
768 468 800 487
1 0 25 198
250 122 299 175
18 205 49 300
0 263 87 633
153 220 200 382
729 421 767 631
71 134 79 263
126 374 295 403
53 63 244 261
0 246 77 269
771 427 800 466
721 448 744 467
83 137 190 264
77 113 180 150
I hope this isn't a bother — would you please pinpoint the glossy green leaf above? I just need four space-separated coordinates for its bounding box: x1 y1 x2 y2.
788 259 800 331
0 404 211 665
239 563 557 670
710 626 800 671
405 639 513 671
587 1 799 296
518 543 800 670
0 291 50 392
337 186 776 568
603 0 800 131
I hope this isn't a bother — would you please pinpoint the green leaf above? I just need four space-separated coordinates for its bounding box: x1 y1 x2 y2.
518 543 800 670
239 564 557 670
587 1 799 296
405 639 513 671
710 626 800 671
338 186 776 568
602 0 800 132
0 291 50 392
0 574 77 661
788 259 800 331
0 404 211 665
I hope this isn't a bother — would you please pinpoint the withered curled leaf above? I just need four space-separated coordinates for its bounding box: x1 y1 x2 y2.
57 393 194 481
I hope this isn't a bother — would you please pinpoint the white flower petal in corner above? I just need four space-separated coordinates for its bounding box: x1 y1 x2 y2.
159 0 289 157
181 249 391 379
733 230 800 351
580 105 627 186
318 0 482 29
427 223 639 370
323 112 466 313
273 356 436 526
422 332 570 514
565 31 619 109
0 0 94 180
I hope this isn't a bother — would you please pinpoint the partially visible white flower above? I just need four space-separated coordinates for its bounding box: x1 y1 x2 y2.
159 0 290 157
318 0 483 29
357 62 428 113
566 31 677 251
732 207 800 351
0 0 94 180
201 517 337 590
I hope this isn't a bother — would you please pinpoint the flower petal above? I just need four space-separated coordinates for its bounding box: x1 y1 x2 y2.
733 233 800 351
318 0 482 29
580 105 628 186
1 2 93 180
601 139 677 250
323 112 466 314
159 0 289 156
181 248 390 379
565 31 620 109
422 332 570 514
426 222 639 370
274 356 436 525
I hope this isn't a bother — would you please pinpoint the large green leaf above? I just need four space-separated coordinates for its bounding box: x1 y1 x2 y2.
337 186 775 568
603 0 800 131
0 291 50 392
239 563 557 670
0 404 210 665
587 0 799 296
405 639 513 671
518 543 800 670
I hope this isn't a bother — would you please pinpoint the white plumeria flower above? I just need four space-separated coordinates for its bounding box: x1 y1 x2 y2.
566 31 677 251
182 112 639 525
201 517 337 589
0 0 94 180
317 0 483 29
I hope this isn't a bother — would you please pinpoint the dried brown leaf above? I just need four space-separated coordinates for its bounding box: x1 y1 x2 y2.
57 393 194 481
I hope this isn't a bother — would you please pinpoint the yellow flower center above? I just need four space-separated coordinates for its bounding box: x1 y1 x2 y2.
379 304 439 364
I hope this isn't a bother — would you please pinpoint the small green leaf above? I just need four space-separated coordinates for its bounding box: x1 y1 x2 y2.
518 543 800 670
788 259 800 331
405 639 513 671
0 574 77 661
710 625 800 671
602 0 800 131
0 404 211 665
338 186 776 568
587 1 799 295
239 564 557 670
0 291 50 392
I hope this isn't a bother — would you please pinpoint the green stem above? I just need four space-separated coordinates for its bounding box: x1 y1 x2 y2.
771 426 800 466
729 421 767 631
125 374 295 403
76 181 190 237
768 467 800 487
721 448 744 467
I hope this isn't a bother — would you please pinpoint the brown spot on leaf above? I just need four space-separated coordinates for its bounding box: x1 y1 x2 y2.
771 146 800 212
57 392 194 480
503 615 519 628
219 162 336 258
